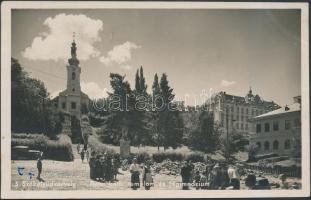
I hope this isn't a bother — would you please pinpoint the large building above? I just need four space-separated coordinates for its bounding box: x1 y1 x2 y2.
207 89 280 135
249 96 301 156
53 37 89 120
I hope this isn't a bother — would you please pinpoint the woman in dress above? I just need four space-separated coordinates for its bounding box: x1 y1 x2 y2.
143 160 153 190
130 158 141 190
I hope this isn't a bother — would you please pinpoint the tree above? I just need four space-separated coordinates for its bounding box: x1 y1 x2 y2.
157 73 183 149
139 66 147 94
189 110 221 153
11 58 62 136
135 69 141 93
151 73 162 150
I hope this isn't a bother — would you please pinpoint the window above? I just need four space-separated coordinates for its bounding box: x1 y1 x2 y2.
71 102 76 109
284 140 291 149
273 140 279 150
294 118 300 127
241 123 244 130
264 141 270 150
285 120 291 130
273 121 279 131
62 102 66 109
221 114 224 125
246 108 248 115
72 72 76 80
256 124 261 133
245 123 248 130
241 107 244 114
264 123 270 132
231 106 234 112
72 88 75 92
256 142 261 149
237 107 239 112
256 110 259 116
236 123 239 129
241 116 244 121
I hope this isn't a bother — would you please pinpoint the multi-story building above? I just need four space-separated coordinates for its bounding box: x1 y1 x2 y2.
53 37 89 120
249 96 301 156
207 89 280 135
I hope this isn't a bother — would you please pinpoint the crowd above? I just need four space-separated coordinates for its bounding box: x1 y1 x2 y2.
88 151 121 182
180 161 241 190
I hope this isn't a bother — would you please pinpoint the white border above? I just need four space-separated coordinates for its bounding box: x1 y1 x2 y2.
1 1 309 199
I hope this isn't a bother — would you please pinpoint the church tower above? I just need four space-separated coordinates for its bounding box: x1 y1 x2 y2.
67 33 81 95
56 33 89 120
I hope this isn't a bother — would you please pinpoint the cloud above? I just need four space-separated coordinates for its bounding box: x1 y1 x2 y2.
221 80 236 87
22 14 103 62
99 41 140 66
81 81 110 99
120 65 133 70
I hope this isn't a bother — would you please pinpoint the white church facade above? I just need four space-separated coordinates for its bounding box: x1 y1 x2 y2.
53 37 89 120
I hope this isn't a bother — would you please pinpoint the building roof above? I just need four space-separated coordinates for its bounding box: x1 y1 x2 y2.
253 102 300 119
210 90 280 110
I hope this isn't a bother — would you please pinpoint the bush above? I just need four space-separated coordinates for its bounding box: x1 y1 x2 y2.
152 152 184 163
11 134 73 161
129 152 151 164
88 135 116 156
185 152 204 163
45 135 74 161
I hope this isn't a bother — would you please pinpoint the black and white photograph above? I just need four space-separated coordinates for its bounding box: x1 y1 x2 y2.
1 1 310 199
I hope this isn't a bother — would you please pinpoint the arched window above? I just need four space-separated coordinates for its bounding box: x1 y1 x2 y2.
256 142 261 149
273 140 279 150
264 141 270 150
72 72 76 80
284 140 291 149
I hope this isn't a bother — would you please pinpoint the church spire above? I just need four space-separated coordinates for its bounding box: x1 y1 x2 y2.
68 32 79 66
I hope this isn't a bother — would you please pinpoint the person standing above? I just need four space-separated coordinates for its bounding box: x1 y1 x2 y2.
200 170 209 190
130 158 141 190
181 161 192 190
227 164 240 190
100 154 106 182
80 150 85 163
89 151 96 180
209 163 221 189
143 160 153 190
36 155 42 180
94 154 101 181
194 170 201 190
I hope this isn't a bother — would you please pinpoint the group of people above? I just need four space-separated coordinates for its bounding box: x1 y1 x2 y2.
129 158 154 190
181 161 241 190
89 152 121 182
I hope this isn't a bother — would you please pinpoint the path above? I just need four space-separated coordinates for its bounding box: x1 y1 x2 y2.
11 144 181 190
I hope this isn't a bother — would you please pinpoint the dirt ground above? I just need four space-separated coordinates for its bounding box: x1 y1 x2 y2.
11 144 301 191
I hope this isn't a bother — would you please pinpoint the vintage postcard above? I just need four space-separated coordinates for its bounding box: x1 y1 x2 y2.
1 1 310 199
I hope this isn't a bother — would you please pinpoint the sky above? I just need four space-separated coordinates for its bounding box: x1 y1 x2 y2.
12 9 301 106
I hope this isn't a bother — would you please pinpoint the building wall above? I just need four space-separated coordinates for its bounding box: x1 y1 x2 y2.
211 100 272 135
249 111 301 156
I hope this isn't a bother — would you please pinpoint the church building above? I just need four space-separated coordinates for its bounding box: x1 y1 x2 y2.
53 36 89 120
